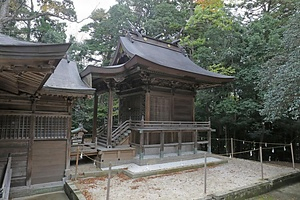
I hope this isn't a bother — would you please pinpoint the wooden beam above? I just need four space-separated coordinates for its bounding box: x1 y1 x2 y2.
139 130 144 160
145 91 150 121
193 131 197 154
65 99 72 179
160 131 164 158
178 131 182 156
107 86 113 148
26 98 36 186
92 92 98 143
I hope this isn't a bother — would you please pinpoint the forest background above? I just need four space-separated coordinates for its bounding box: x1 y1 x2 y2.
0 0 299 156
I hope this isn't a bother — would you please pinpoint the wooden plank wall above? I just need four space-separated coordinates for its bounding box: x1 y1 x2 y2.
0 140 28 187
0 92 71 186
119 93 144 122
31 140 66 184
149 92 194 121
150 95 171 121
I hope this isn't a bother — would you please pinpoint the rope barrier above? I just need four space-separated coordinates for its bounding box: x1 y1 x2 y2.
212 138 291 146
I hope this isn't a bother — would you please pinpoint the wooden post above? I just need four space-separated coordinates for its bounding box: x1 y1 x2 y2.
290 143 295 169
107 86 113 148
193 131 197 154
106 162 112 200
139 130 144 160
75 146 79 180
160 131 164 158
178 131 182 156
26 97 36 186
92 92 98 143
146 132 149 145
66 98 73 179
207 130 211 153
260 146 263 180
145 91 150 121
231 138 234 158
204 152 207 194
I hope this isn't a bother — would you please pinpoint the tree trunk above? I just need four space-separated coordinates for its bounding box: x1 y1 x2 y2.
0 0 10 32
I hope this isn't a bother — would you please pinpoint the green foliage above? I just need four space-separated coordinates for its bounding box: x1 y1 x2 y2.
258 11 300 121
80 5 135 65
72 94 119 132
0 0 76 42
144 2 187 37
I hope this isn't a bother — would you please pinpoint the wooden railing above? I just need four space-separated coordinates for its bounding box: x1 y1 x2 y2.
130 120 211 131
111 120 132 141
0 155 12 200
97 120 211 148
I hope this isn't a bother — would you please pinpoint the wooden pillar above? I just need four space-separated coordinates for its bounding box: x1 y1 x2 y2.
178 131 182 156
146 132 149 145
160 131 164 158
92 92 98 143
193 131 197 154
207 130 212 153
145 91 150 121
26 97 36 186
107 85 113 148
65 98 73 179
192 96 195 121
139 130 144 160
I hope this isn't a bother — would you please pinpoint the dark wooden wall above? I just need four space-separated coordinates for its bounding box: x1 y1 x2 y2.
149 91 194 121
119 93 145 122
0 92 71 187
31 140 66 184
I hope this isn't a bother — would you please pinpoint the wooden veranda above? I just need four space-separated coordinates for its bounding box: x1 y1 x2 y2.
127 120 212 159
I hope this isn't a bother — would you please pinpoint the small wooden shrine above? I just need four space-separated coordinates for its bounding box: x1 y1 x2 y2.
81 31 234 160
0 34 94 188
71 124 88 144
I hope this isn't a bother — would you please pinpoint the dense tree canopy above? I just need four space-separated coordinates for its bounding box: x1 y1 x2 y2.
2 0 299 147
0 0 76 42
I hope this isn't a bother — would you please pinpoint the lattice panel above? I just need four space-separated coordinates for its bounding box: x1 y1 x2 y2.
0 115 30 139
35 116 68 139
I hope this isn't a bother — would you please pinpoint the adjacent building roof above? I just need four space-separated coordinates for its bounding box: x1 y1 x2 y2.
113 33 234 84
0 34 71 95
118 35 233 82
81 32 234 91
41 59 95 97
71 124 88 134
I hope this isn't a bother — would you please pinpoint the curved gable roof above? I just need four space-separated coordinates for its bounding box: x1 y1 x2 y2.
118 34 234 83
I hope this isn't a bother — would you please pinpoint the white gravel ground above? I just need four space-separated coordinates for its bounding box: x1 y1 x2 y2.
73 157 298 200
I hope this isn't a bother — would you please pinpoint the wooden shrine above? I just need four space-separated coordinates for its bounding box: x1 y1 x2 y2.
81 31 234 159
0 34 94 188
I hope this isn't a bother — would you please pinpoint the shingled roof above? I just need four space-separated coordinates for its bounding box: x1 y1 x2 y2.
81 32 233 90
0 34 70 95
115 33 234 84
41 59 95 97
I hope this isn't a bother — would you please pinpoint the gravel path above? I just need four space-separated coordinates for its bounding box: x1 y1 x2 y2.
73 158 298 200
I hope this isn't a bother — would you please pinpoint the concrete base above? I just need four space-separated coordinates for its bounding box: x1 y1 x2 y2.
9 181 64 199
64 180 86 200
200 171 300 200
123 157 226 179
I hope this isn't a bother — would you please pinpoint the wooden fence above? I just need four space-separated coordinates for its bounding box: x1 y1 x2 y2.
0 155 12 200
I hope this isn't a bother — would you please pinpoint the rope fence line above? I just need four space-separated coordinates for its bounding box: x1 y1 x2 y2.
73 138 296 198
212 137 291 146
74 141 295 173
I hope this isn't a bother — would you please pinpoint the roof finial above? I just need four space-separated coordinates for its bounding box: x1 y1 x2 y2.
127 19 143 37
